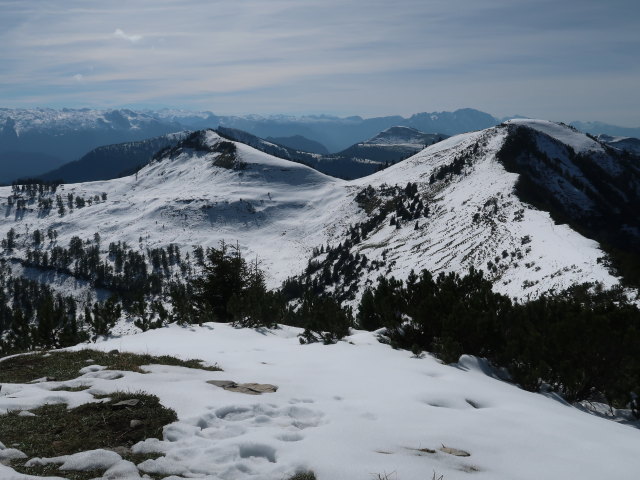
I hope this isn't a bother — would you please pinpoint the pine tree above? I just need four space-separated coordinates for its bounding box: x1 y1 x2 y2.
35 294 56 347
10 309 32 351
193 242 245 322
356 288 379 331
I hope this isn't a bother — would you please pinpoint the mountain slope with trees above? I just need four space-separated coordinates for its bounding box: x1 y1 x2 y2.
37 132 189 183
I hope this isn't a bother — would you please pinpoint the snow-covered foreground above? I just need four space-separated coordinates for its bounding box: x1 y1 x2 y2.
2 324 638 480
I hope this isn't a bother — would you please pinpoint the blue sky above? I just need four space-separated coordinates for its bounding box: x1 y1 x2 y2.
0 0 638 125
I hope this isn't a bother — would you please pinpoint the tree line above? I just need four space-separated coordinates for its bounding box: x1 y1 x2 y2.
357 268 640 414
2 230 638 417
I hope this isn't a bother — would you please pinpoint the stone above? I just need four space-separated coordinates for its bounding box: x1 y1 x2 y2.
130 419 144 428
108 446 132 457
207 380 237 388
207 380 278 395
439 446 471 457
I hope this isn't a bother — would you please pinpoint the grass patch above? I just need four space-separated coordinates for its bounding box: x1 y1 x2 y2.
1 391 176 457
2 391 176 479
50 385 91 392
0 349 221 384
8 463 103 480
288 472 317 480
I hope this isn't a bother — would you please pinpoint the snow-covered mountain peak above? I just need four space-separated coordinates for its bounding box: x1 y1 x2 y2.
153 129 336 186
506 118 604 154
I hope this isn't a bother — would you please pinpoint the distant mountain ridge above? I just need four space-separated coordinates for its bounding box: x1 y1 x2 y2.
0 108 183 183
596 134 640 155
315 126 449 178
202 107 497 152
570 120 640 140
37 132 189 183
199 125 451 179
0 108 181 159
4 106 638 184
0 107 500 182
266 135 329 155
36 124 451 184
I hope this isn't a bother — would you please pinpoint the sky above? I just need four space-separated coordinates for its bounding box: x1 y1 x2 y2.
0 0 638 125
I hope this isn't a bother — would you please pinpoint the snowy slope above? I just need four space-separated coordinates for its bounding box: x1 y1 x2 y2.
0 124 622 299
340 127 618 300
0 130 353 287
1 324 638 480
506 118 604 154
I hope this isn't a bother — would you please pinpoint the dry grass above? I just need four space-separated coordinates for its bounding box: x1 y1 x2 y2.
0 349 221 384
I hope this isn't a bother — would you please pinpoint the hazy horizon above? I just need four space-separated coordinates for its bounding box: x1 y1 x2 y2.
2 0 639 126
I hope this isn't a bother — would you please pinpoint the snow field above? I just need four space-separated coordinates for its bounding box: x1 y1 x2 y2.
3 324 639 480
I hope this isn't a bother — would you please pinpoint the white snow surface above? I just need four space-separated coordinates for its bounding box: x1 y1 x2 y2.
0 126 619 299
26 449 123 471
2 324 639 479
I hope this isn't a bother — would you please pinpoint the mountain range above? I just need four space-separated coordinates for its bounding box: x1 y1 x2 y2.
32 125 448 184
3 107 638 184
2 119 637 300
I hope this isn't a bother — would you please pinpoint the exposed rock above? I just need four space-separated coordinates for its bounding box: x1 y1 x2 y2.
208 380 236 389
108 446 131 457
207 380 278 395
440 446 471 457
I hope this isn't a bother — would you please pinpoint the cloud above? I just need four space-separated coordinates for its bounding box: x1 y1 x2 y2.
72 73 84 82
113 28 142 43
0 0 638 124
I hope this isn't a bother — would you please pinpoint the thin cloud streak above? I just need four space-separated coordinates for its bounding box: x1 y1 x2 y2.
113 29 143 43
